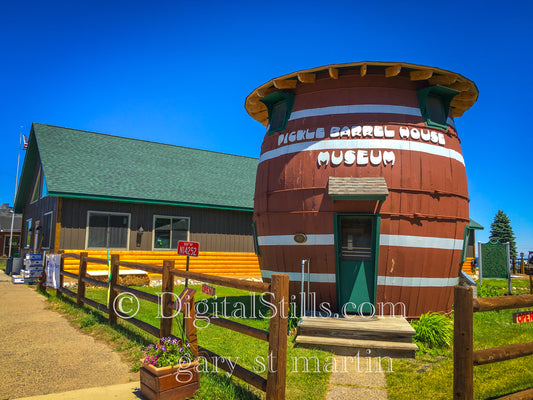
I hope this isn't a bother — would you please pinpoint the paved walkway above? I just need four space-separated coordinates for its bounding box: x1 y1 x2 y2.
326 355 389 399
0 271 140 400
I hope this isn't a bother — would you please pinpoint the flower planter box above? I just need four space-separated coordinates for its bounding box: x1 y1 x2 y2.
140 361 199 400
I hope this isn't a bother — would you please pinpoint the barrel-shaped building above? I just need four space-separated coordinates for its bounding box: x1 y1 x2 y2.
245 62 478 317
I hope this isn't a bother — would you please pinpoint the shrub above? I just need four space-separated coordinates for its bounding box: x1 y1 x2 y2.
411 312 453 348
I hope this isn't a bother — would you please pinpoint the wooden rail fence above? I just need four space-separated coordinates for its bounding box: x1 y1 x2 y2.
49 251 289 399
454 286 533 399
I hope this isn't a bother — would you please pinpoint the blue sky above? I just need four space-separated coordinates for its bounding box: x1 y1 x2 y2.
1 0 532 254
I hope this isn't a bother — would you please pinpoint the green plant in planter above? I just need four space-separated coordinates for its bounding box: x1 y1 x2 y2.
142 336 195 367
411 312 453 348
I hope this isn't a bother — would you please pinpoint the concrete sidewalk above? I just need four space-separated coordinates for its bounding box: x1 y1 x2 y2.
0 271 139 399
12 382 141 400
326 355 389 399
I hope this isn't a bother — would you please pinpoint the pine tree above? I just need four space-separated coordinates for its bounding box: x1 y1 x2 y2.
489 210 517 259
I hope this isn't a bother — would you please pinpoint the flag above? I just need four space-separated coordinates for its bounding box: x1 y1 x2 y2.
22 135 29 150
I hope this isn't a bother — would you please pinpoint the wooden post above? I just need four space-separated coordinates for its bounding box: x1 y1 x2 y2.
76 251 88 306
160 260 175 338
266 274 289 400
530 275 532 295
453 286 474 400
185 295 198 358
108 254 120 324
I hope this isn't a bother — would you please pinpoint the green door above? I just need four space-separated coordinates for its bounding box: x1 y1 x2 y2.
336 215 378 314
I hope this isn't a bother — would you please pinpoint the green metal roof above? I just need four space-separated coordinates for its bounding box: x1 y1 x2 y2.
468 219 484 230
14 123 258 212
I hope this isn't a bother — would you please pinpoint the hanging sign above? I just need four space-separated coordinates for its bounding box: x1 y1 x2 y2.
177 241 199 257
202 284 216 296
513 311 533 324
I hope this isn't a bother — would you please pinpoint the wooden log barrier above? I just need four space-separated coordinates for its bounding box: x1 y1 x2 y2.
473 294 533 312
497 387 533 400
198 346 267 392
473 342 533 366
200 313 269 342
170 269 269 293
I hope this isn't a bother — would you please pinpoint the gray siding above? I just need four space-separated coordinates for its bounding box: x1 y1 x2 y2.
60 198 254 252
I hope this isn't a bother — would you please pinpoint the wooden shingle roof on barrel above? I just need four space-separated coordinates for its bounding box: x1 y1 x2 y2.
245 61 478 125
328 177 389 202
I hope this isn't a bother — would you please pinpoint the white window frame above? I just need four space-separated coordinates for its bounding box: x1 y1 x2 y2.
152 215 190 251
41 211 53 250
85 211 131 250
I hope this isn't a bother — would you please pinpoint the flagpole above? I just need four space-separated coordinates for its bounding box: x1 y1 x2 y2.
8 127 23 259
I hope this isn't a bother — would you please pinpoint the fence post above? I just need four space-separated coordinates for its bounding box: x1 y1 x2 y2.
76 252 88 306
266 273 289 400
185 294 198 359
108 254 120 324
453 285 474 400
160 260 175 338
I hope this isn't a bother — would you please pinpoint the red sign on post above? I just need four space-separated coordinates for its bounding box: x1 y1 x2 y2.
177 241 200 257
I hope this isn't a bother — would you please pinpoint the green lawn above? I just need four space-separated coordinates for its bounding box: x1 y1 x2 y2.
45 284 331 400
386 278 533 399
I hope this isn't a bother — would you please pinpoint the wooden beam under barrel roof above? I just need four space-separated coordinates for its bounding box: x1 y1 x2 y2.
410 69 434 81
273 79 297 89
328 67 338 79
385 64 402 77
297 73 316 83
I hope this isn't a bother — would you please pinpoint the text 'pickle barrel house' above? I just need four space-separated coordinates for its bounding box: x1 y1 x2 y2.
245 61 478 318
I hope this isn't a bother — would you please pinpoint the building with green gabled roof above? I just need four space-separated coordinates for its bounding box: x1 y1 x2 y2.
14 123 259 256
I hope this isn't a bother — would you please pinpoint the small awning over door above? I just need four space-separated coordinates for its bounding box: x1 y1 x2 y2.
328 177 389 213
328 177 389 202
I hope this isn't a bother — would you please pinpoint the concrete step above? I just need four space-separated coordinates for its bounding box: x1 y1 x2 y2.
295 335 418 358
298 316 416 342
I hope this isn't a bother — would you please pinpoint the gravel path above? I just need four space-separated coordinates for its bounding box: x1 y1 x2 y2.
0 271 137 399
